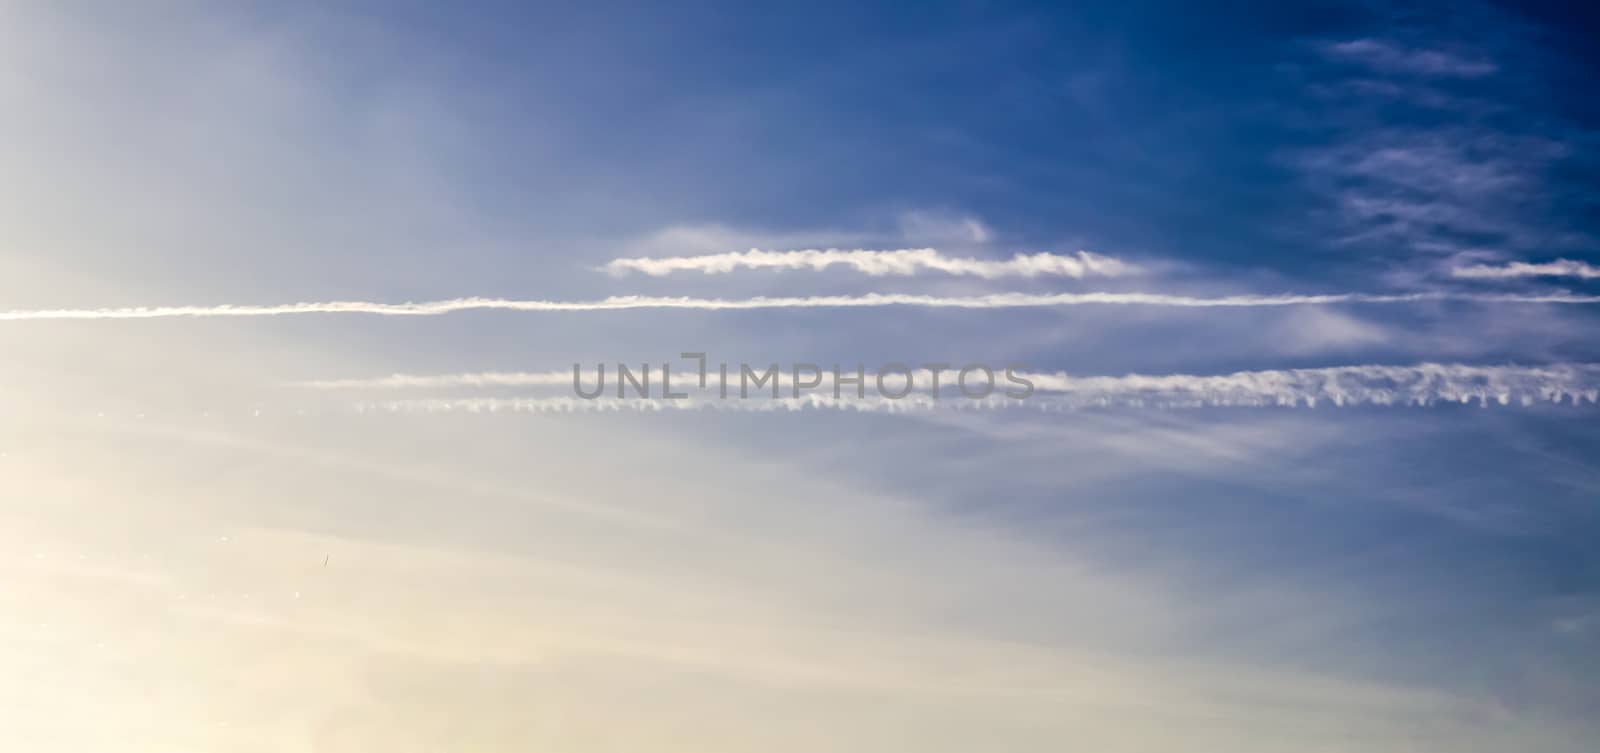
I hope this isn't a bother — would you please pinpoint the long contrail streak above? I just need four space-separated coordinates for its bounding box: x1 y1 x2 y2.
308 363 1600 408
603 248 1142 278
6 290 1600 321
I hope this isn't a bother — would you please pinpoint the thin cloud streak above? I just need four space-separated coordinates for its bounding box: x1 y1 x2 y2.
1024 363 1600 407
603 248 1141 278
7 290 1600 322
315 363 1600 408
1453 259 1600 280
301 371 577 389
1322 39 1498 78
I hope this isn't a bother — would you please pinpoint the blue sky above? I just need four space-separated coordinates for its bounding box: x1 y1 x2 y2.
2 1 1599 751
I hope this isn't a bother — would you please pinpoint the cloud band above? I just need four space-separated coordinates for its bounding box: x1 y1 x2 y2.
603 248 1141 278
309 363 1600 409
1452 260 1600 280
7 290 1600 322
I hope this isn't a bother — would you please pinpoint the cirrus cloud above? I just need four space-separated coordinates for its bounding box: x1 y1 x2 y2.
602 248 1141 279
1453 259 1600 280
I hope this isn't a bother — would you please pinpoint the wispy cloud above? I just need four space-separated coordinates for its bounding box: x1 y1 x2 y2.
1453 259 1600 280
300 371 578 389
1294 20 1593 274
618 211 992 263
602 248 1140 279
311 363 1600 408
1322 39 1498 78
1268 308 1391 354
895 211 992 244
1298 130 1571 259
7 290 1600 322
1023 363 1600 407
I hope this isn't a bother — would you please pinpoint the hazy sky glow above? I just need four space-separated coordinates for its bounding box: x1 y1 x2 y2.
3 1 1600 751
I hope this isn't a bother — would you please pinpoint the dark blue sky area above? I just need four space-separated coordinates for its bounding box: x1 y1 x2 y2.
256 0 1600 281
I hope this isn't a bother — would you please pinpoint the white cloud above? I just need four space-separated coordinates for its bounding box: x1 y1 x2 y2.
1021 362 1600 408
618 210 995 266
621 224 877 259
602 248 1141 278
307 363 1600 409
1453 259 1600 280
6 289 1600 321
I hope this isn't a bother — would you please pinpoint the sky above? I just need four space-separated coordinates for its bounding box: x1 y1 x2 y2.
2 1 1599 751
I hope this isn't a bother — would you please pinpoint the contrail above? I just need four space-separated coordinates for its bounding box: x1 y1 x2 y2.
1452 259 1600 280
602 248 1141 278
354 395 952 414
1020 363 1600 407
299 371 576 389
7 290 1600 322
309 363 1600 408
